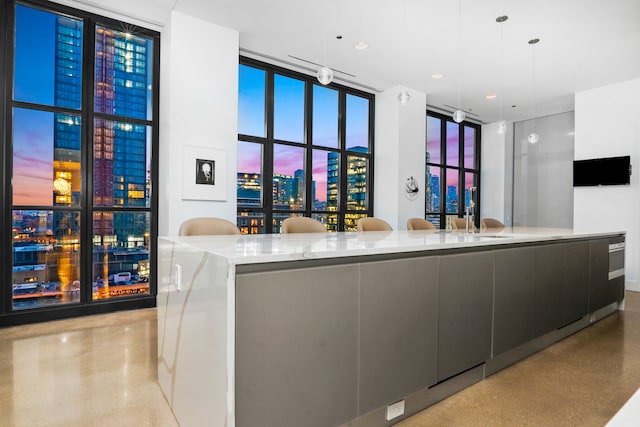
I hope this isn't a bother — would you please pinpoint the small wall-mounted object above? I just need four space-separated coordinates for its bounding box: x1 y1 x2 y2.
404 176 419 200
573 155 631 187
182 145 228 200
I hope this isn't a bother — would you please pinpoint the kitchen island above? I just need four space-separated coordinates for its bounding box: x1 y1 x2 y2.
157 227 625 427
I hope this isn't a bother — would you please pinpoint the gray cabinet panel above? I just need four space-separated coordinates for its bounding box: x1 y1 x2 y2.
533 244 565 336
438 252 493 381
589 239 610 312
236 265 359 427
358 257 438 415
564 242 589 324
493 248 534 356
611 276 625 304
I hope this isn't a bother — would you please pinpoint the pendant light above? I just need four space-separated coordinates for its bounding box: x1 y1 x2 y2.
317 22 333 85
452 110 466 123
496 15 508 134
452 0 465 123
397 0 411 106
527 38 540 144
317 66 333 85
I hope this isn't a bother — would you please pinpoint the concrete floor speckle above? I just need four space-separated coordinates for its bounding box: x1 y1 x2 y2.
397 291 640 427
1 292 639 426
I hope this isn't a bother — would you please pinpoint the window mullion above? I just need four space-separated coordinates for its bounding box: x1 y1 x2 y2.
440 118 447 226
338 91 346 231
304 80 313 215
81 16 95 304
264 70 275 233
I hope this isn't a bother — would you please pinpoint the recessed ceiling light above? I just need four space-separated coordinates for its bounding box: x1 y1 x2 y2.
485 93 497 100
354 41 369 50
431 72 444 79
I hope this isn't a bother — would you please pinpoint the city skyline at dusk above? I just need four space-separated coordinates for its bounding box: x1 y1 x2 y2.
238 63 370 206
10 3 155 307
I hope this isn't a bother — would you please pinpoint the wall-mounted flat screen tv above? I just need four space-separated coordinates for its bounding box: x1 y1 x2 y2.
573 155 631 186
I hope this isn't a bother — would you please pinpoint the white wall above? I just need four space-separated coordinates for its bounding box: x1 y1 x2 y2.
480 121 513 225
575 78 640 290
374 87 426 230
159 11 239 236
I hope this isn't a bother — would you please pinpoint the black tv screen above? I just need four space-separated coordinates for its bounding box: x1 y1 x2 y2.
573 156 631 186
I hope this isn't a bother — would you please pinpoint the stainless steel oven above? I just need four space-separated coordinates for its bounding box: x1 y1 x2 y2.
608 241 625 280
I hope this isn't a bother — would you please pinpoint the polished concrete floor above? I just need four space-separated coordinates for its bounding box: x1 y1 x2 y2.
0 309 178 427
1 292 639 427
399 291 640 427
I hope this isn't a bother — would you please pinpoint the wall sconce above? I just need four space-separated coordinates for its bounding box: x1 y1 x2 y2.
397 91 411 106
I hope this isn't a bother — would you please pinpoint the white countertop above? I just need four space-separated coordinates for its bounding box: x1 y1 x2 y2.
159 227 625 265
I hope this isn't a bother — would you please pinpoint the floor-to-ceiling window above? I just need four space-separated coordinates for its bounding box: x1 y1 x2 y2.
237 57 374 233
425 111 481 229
1 0 159 325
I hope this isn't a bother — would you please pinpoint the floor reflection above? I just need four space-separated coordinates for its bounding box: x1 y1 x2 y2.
0 309 177 427
2 293 640 426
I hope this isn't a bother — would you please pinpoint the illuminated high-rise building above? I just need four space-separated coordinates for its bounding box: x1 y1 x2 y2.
52 16 83 253
237 173 262 207
326 147 368 231
429 174 440 211
327 148 368 208
294 169 305 206
346 147 368 211
327 152 339 211
446 185 458 213
92 26 152 244
272 174 299 209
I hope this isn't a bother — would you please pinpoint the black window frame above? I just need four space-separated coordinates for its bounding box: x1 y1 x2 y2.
425 110 481 229
0 0 160 326
237 56 375 233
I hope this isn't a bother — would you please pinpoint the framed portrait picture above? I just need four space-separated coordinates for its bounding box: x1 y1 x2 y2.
182 145 228 201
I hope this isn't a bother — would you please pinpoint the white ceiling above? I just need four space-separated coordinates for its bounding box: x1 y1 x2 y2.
70 0 640 124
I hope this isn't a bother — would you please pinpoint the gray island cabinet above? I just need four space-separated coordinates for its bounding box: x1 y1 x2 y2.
157 228 624 427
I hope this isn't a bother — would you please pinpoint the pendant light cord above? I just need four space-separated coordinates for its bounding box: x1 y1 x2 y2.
499 19 504 123
527 38 540 143
457 0 463 111
531 42 536 131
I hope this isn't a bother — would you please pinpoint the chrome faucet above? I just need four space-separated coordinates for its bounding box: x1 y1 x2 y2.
465 186 477 234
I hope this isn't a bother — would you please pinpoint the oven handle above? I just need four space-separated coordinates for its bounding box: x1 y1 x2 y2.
609 242 625 253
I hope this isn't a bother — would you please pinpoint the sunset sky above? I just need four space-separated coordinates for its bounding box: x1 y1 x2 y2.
12 6 61 206
11 4 153 208
238 64 370 203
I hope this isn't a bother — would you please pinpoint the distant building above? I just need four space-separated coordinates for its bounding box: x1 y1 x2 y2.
346 146 368 211
273 174 300 209
53 16 83 249
446 185 458 213
237 172 264 234
92 25 151 244
426 165 441 213
237 172 261 207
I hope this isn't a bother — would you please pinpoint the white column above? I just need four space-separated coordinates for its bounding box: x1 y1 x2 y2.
374 86 426 230
159 11 239 236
